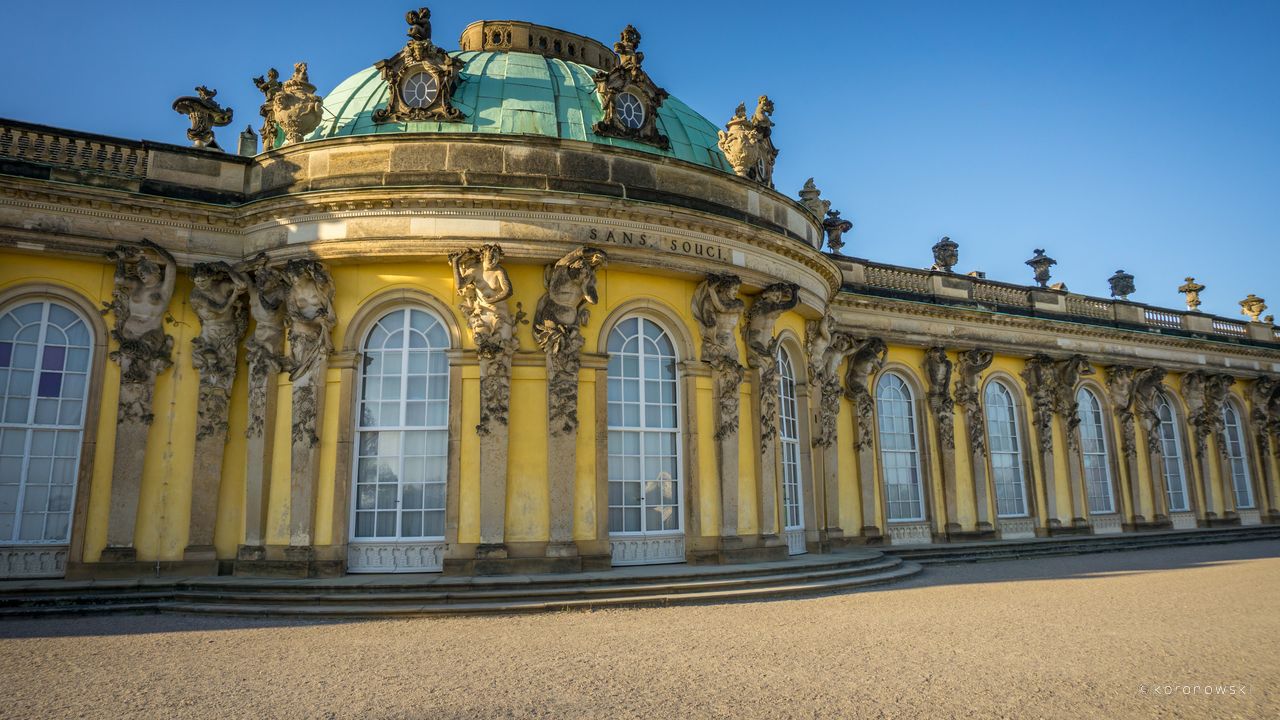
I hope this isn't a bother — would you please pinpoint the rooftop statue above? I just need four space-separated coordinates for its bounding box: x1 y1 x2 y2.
374 7 465 123
252 69 282 149
1025 248 1057 288
932 237 959 273
798 178 830 221
718 96 779 186
172 86 233 150
1178 277 1205 312
822 210 853 255
1239 294 1267 323
592 25 670 149
1108 269 1135 300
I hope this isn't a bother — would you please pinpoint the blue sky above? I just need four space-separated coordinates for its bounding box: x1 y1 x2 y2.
1 1 1275 319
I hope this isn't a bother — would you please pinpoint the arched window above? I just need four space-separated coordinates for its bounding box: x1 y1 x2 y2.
1221 402 1254 509
984 381 1029 517
1077 387 1115 514
776 346 804 555
350 307 450 571
0 300 92 545
1156 393 1190 512
876 372 924 522
606 317 681 558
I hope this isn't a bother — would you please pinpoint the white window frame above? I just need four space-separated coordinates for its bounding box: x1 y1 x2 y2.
876 372 926 522
1221 401 1255 510
776 346 804 533
1077 387 1116 514
606 316 684 539
984 380 1030 518
349 307 451 548
1156 393 1190 513
0 299 92 546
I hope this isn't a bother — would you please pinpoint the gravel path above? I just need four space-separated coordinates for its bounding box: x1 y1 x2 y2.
3 541 1278 719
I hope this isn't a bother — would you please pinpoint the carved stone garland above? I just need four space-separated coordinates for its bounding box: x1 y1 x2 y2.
282 259 336 549
1020 355 1059 456
717 96 779 187
534 247 607 557
100 241 176 560
592 25 670 149
186 262 248 562
373 7 466 123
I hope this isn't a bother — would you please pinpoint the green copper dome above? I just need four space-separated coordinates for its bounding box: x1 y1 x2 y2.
309 50 731 173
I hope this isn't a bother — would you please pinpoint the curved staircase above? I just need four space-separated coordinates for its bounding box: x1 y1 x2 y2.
0 549 920 619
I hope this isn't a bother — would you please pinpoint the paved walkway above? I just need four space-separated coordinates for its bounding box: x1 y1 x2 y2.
3 541 1278 719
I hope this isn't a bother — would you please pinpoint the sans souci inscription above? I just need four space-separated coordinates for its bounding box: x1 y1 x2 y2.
587 227 738 263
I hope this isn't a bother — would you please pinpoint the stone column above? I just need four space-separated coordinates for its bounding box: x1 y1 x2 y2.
185 262 248 564
1054 355 1094 531
1133 366 1170 523
1183 371 1233 524
281 259 336 558
1021 355 1060 530
101 242 177 562
844 338 887 540
691 274 746 553
955 349 995 534
742 282 800 545
532 247 606 559
237 256 288 559
805 315 861 547
1106 366 1143 526
923 347 961 536
448 245 525 560
1249 376 1280 519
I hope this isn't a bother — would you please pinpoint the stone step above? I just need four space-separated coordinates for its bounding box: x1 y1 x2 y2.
887 526 1280 564
0 552 917 617
167 557 907 607
163 562 923 617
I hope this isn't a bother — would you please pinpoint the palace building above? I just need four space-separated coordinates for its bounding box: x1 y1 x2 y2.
0 9 1278 581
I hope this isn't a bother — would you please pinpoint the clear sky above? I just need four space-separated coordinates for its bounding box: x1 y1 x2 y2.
1 1 1275 319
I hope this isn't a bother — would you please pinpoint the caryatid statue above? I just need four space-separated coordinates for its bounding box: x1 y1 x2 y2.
451 244 523 434
188 262 249 440
103 240 178 423
282 259 336 447
805 314 860 448
534 246 608 435
451 244 517 355
692 274 748 441
742 283 800 446
843 337 887 451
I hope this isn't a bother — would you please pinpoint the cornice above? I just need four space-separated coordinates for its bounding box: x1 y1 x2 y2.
831 291 1280 368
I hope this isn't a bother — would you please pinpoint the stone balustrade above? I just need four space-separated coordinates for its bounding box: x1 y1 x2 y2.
842 257 1279 345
